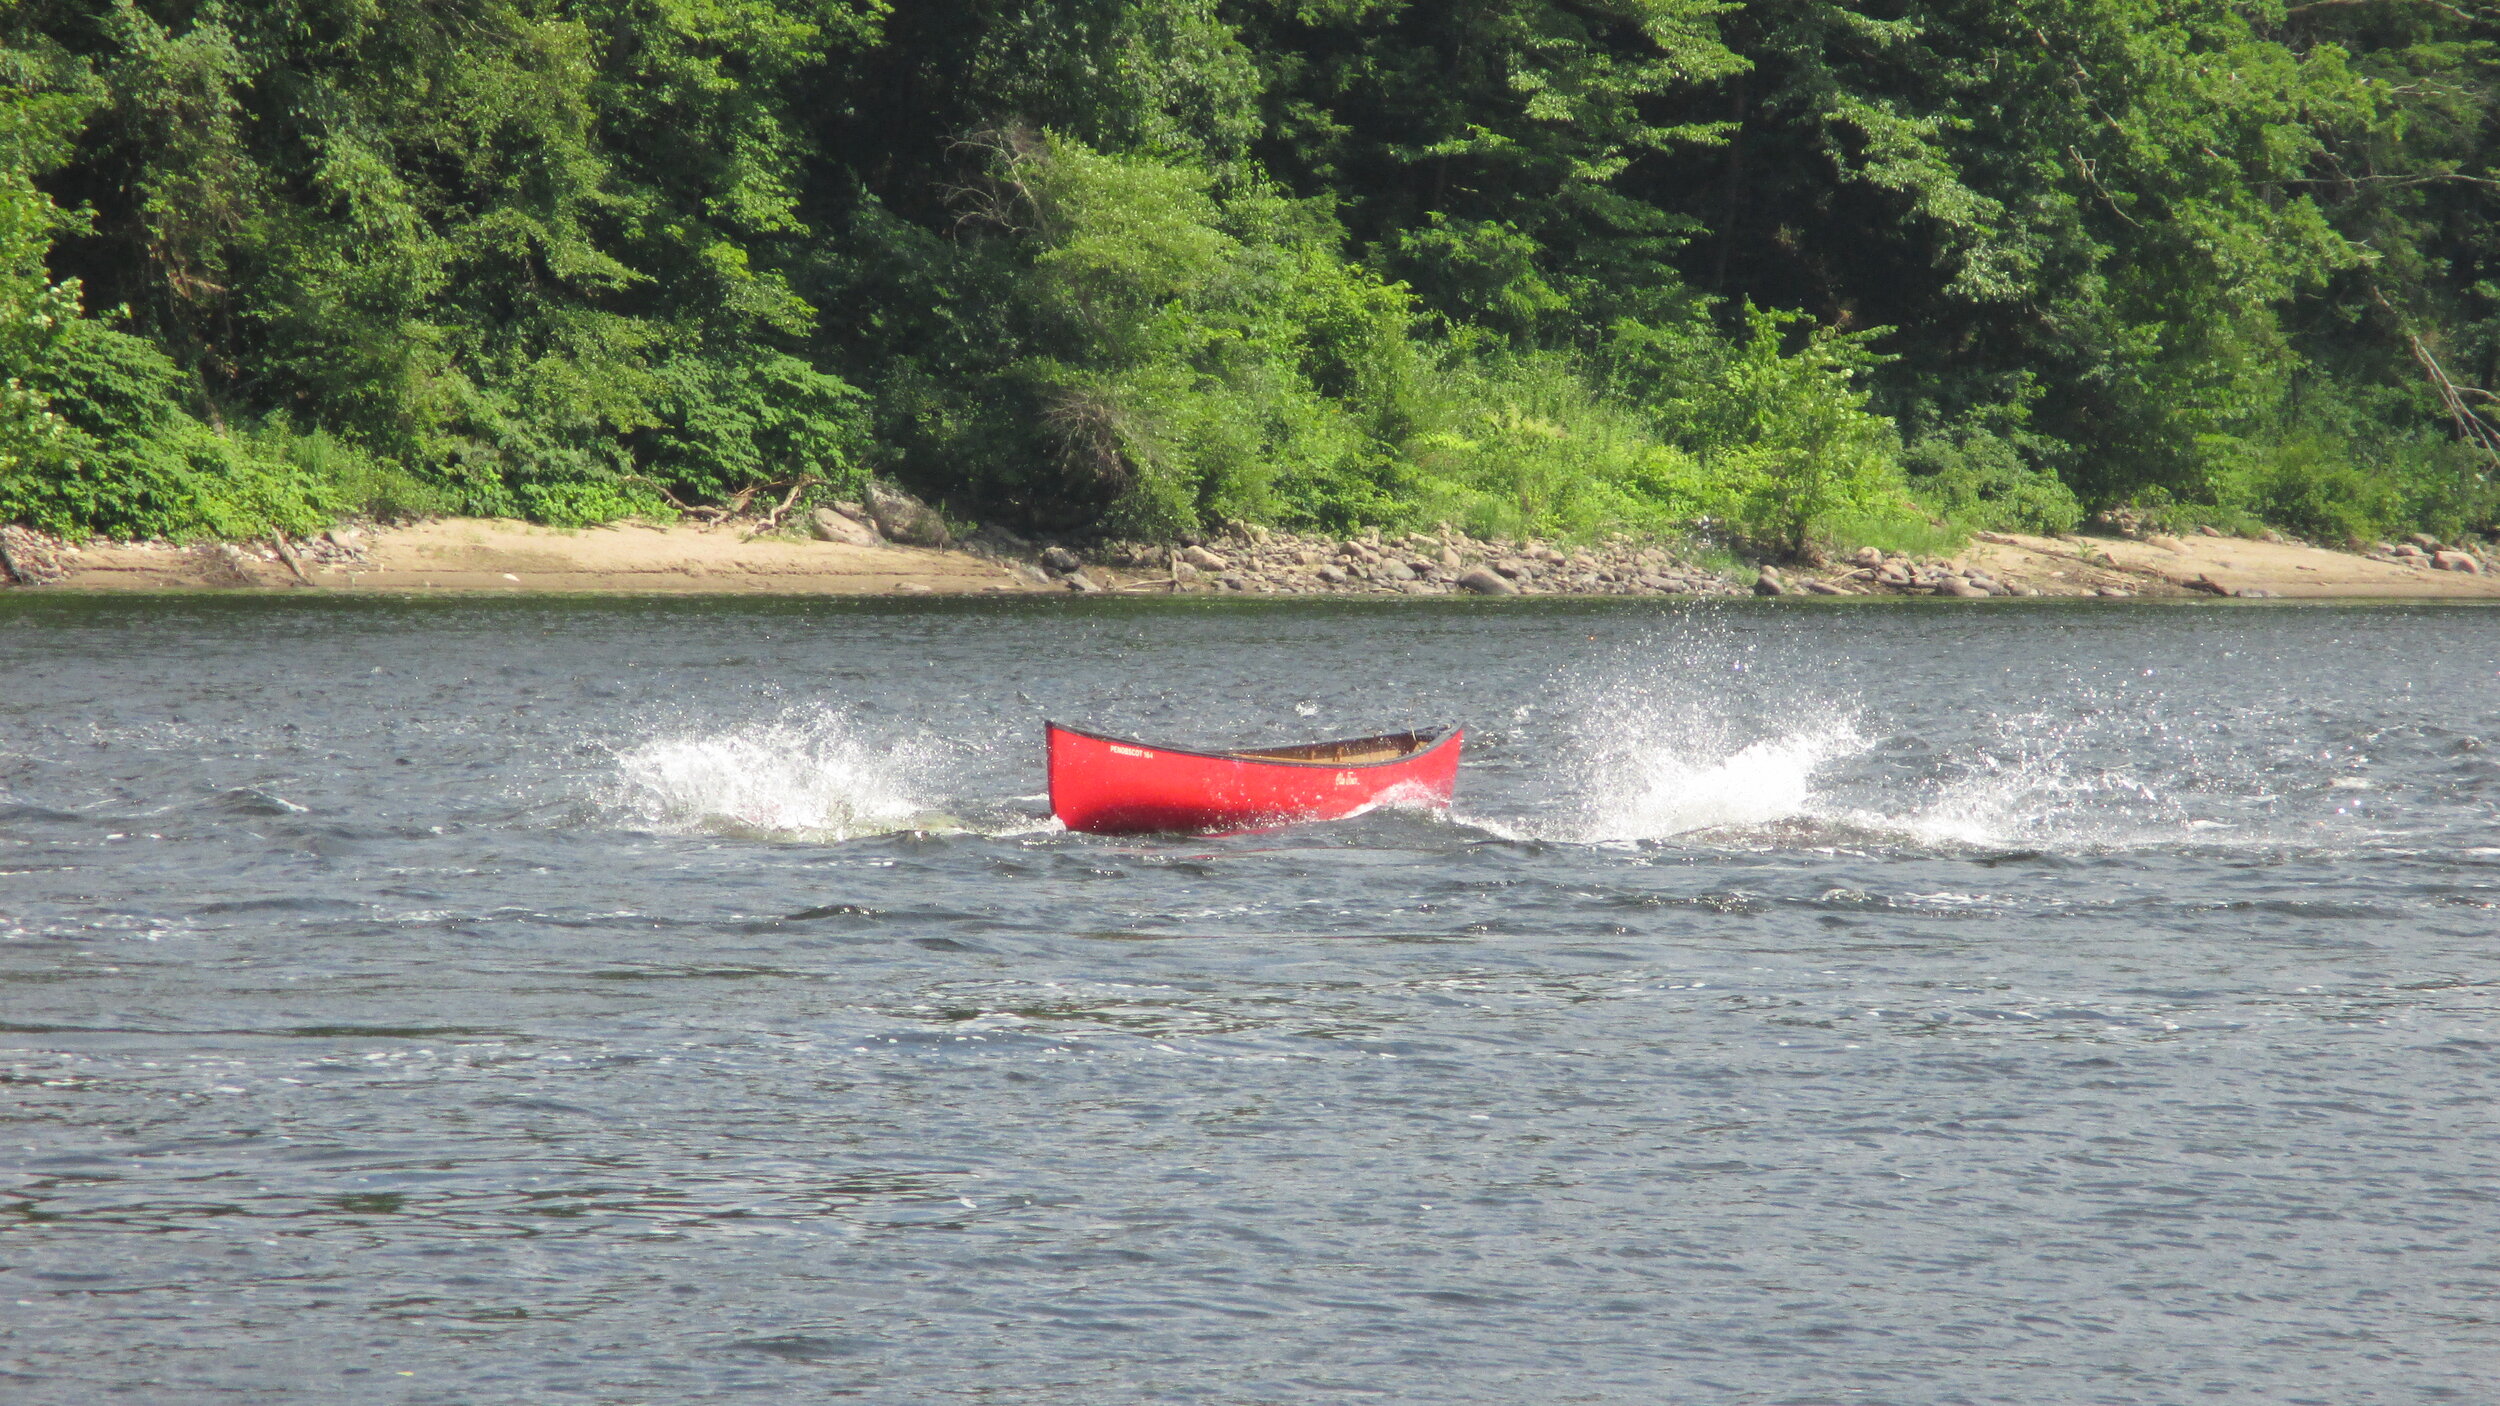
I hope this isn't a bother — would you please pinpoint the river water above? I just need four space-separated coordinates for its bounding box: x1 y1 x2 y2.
3 595 2497 1404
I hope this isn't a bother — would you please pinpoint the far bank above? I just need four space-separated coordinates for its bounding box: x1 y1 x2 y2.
2 517 2496 601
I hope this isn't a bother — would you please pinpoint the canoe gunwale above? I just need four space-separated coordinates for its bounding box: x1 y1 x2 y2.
1043 720 1457 770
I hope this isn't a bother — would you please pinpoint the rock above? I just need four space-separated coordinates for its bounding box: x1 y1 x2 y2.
2196 524 2224 537
1939 579 1992 598
1380 561 1416 582
1438 546 1462 570
832 501 874 526
1801 579 1848 595
1182 545 1230 572
2234 586 2280 598
1219 574 1247 591
1172 561 1201 583
2410 532 2443 550
1456 567 1518 595
2095 586 2134 597
2261 529 2290 545
1849 546 1884 568
1314 564 1347 585
2392 542 2426 558
807 506 881 547
1493 559 1534 580
1753 567 1788 596
2145 534 2185 553
1535 547 1567 565
1063 570 1100 593
2433 550 2481 573
865 483 950 547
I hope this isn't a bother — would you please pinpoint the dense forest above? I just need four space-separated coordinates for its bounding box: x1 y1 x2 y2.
4 0 2497 555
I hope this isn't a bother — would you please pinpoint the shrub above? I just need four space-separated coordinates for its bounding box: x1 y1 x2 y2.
1663 306 1913 558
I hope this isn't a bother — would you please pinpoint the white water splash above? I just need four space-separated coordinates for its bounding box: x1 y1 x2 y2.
1572 719 1870 842
613 711 932 840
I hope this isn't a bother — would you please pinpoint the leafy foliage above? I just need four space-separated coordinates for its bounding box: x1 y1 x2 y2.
2 0 2495 546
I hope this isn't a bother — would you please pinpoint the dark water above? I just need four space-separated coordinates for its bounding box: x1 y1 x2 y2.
4 595 2498 1405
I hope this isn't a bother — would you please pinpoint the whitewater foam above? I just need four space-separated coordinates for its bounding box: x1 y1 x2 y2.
612 710 934 841
1575 720 1869 842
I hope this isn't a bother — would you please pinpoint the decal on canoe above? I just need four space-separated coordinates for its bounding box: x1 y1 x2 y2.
1109 744 1153 758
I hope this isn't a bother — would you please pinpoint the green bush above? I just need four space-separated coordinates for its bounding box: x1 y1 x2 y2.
1 320 325 540
1900 413 2084 537
1401 351 1708 540
1662 307 1915 558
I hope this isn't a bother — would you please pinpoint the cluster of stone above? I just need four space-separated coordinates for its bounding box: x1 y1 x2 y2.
1003 525 1745 596
806 482 951 549
1757 546 2061 598
0 525 71 585
2366 533 2492 575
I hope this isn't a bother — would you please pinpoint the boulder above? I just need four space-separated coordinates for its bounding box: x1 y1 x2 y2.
1063 570 1101 593
1380 561 1416 582
1456 567 1518 595
809 507 881 547
1801 579 1848 595
865 483 950 547
1753 567 1789 596
1314 564 1348 585
1849 546 1883 568
1939 579 1992 598
1182 545 1230 572
2410 532 2444 550
1438 546 1463 570
2432 550 2481 574
1039 545 1083 575
1172 561 1201 583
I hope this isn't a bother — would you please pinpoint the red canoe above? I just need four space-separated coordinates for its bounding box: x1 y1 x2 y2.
1047 721 1463 835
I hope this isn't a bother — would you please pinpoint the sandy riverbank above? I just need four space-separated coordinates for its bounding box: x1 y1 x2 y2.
2 519 1036 595
1 516 2495 599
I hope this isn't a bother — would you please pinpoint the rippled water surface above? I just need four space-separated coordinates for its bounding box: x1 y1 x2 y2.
5 595 2499 1404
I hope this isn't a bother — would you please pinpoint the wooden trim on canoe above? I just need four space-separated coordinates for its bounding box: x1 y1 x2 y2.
1045 721 1455 769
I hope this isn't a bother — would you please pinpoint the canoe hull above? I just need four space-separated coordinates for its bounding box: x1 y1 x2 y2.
1047 723 1462 835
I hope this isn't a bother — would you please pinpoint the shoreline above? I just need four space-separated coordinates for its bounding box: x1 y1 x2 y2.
1 516 2495 601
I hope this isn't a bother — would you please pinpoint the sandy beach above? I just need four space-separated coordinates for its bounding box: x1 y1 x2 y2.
2 516 2495 599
